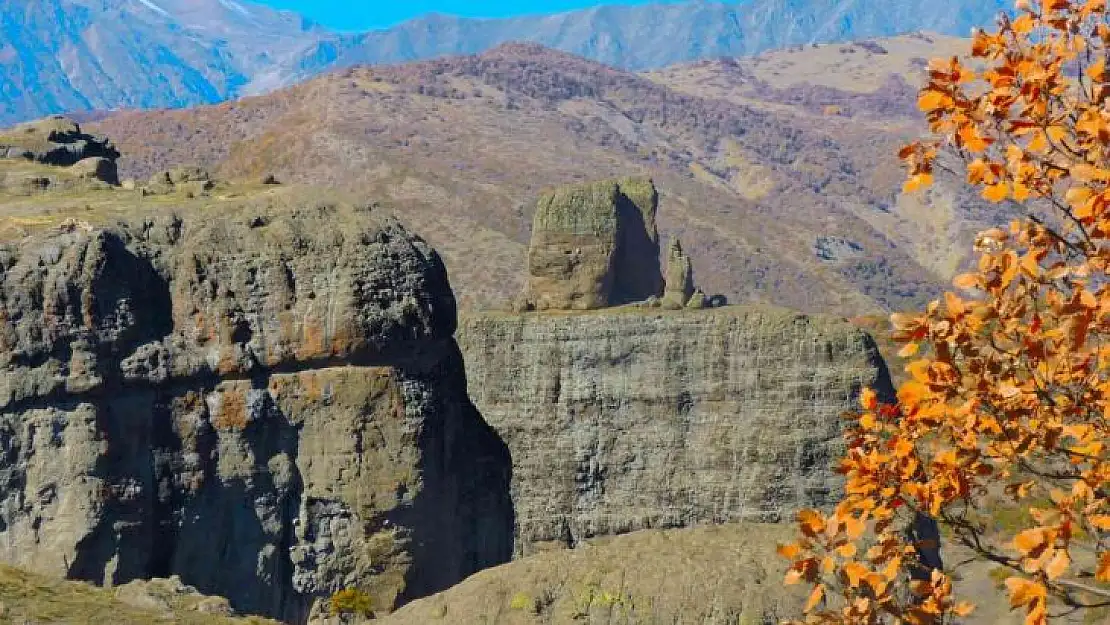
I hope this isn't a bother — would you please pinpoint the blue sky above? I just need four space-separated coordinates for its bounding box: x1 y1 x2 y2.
255 1 667 31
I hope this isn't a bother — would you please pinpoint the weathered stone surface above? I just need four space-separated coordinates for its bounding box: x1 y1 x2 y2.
146 166 215 195
662 238 694 309
522 178 662 310
70 156 120 185
610 177 663 304
456 307 894 556
685 288 708 309
0 117 122 193
114 575 235 616
0 116 119 166
0 188 513 623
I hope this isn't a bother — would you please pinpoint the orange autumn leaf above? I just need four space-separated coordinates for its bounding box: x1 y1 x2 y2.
777 542 802 560
860 387 878 411
797 510 825 538
1097 552 1110 582
804 584 825 612
983 182 1010 202
843 561 869 588
1014 528 1046 555
898 342 920 358
1044 550 1070 580
953 601 976 617
918 90 951 112
1005 577 1046 608
953 273 980 290
903 172 934 193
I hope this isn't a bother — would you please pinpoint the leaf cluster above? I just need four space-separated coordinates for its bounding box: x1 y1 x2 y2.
781 2 1110 623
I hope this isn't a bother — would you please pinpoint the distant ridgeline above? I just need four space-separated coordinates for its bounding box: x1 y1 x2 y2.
0 0 1013 125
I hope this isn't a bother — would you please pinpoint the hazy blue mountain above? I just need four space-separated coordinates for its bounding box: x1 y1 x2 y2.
0 0 325 124
1 0 1011 125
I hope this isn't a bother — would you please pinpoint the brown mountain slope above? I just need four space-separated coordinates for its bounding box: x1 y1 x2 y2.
89 35 1006 315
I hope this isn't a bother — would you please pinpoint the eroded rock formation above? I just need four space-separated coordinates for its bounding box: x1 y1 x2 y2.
519 177 662 310
0 186 512 622
662 238 695 309
0 116 120 184
0 117 121 191
456 308 894 556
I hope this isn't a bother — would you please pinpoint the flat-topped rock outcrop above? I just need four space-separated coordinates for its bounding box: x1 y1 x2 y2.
456 307 894 556
0 181 513 622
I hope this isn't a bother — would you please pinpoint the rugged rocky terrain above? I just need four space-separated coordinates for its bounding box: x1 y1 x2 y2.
450 177 890 555
518 177 663 311
86 34 1007 316
457 307 893 556
0 124 513 622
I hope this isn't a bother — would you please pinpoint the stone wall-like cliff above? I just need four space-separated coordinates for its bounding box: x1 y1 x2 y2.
456 308 894 556
0 187 513 622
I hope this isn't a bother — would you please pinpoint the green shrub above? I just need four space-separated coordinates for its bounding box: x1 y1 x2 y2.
328 588 373 618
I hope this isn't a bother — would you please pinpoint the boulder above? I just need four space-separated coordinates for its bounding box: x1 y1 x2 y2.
0 116 119 166
146 166 215 195
685 288 708 309
70 156 120 185
521 178 662 311
523 180 621 311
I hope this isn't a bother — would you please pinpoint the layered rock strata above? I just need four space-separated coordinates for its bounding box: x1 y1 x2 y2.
456 307 894 556
0 187 513 622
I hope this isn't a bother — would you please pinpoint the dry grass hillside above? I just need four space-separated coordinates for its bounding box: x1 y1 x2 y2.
370 522 1102 625
377 524 806 625
0 564 280 625
84 33 1010 316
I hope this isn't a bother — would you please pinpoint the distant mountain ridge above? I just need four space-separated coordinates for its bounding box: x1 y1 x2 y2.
1 0 1010 124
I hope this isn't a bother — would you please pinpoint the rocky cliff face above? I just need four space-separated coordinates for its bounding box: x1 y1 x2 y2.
0 185 513 622
456 308 893 556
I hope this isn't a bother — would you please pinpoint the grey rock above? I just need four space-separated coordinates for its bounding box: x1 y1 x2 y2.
70 157 120 185
522 178 661 311
0 190 513 622
0 116 119 166
457 308 895 557
662 238 694 310
685 288 708 309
